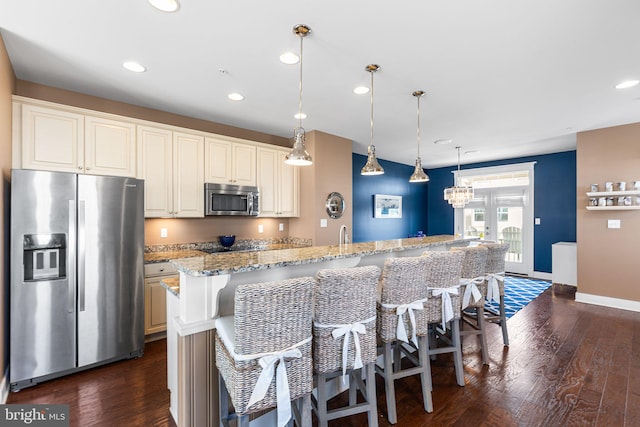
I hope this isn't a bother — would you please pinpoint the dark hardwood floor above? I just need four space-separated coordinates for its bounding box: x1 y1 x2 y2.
7 284 640 426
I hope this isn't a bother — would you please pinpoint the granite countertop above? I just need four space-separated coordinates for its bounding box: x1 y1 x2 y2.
145 250 208 264
160 276 181 297
144 237 312 264
170 235 469 277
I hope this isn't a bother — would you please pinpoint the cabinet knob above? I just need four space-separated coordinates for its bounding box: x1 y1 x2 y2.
86 167 91 170
78 166 83 170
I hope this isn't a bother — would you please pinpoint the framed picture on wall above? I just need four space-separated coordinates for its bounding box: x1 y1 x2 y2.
374 194 402 218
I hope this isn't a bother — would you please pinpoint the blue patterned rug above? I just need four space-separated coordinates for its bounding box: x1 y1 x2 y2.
485 276 551 319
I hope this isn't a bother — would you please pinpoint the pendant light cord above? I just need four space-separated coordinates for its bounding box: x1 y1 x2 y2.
369 68 374 150
298 33 304 130
416 95 421 158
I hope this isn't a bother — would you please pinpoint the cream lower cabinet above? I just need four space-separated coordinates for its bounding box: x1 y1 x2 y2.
204 137 256 186
138 125 205 218
19 102 136 176
257 146 299 217
144 262 178 336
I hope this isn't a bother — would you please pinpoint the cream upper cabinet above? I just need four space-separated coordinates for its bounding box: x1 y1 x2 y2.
19 102 136 177
257 146 299 217
173 132 205 218
137 126 204 218
21 104 85 173
204 137 256 186
137 125 174 217
84 116 136 177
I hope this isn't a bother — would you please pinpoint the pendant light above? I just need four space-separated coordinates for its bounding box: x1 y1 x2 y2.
409 90 429 183
361 64 384 175
444 146 474 208
285 24 312 166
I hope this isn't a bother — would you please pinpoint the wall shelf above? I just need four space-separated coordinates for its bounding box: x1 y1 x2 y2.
586 190 640 197
585 205 640 211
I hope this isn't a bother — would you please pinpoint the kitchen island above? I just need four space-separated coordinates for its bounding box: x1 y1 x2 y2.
164 235 471 427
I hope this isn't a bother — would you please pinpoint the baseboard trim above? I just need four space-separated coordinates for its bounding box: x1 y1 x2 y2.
575 292 640 313
532 271 552 281
1 366 9 404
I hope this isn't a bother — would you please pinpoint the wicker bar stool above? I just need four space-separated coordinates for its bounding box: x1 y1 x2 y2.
481 242 511 346
451 245 490 365
215 277 315 427
312 265 381 427
376 256 433 425
421 250 466 387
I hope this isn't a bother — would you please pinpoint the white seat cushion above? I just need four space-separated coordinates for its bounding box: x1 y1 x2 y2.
215 315 235 353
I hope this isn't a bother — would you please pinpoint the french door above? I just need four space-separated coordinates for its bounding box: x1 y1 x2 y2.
453 163 535 276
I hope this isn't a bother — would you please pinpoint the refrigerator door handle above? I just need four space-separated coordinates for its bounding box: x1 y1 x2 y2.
68 200 76 314
78 200 86 312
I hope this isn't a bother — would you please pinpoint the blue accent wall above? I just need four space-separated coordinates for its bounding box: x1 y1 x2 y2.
352 150 576 274
352 154 428 242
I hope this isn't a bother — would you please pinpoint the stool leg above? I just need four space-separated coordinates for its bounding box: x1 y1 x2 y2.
316 372 329 427
382 341 398 424
219 375 230 426
364 363 379 427
300 394 311 427
500 295 509 346
451 319 465 386
476 306 489 365
418 335 433 413
349 370 357 406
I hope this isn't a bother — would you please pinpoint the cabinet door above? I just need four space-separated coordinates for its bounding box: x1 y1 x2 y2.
138 125 174 217
173 132 205 218
205 138 257 186
204 137 231 184
85 116 136 177
278 149 300 217
144 276 173 335
21 104 84 173
257 147 278 216
232 143 256 186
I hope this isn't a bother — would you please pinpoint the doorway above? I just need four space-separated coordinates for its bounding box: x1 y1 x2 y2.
453 162 535 276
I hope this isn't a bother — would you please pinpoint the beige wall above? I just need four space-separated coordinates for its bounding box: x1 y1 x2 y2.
0 35 16 393
576 123 640 302
289 130 353 246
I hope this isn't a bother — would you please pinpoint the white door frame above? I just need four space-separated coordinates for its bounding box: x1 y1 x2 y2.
453 162 536 276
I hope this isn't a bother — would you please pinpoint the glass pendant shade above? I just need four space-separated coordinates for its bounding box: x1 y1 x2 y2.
361 64 384 175
285 24 312 166
361 145 384 175
409 90 429 183
285 127 312 166
443 146 473 208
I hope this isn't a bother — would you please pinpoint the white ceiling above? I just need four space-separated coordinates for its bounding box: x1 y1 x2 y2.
2 0 640 168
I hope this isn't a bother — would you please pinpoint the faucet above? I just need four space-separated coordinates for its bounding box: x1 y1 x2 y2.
339 225 349 245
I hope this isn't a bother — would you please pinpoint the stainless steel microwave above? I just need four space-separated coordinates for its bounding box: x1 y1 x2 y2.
205 183 260 216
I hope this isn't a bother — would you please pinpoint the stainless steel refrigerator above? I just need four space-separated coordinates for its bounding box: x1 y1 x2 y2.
10 169 145 391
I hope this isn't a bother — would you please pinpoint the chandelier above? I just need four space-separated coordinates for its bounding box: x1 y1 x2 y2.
285 24 312 166
443 146 473 208
408 90 429 183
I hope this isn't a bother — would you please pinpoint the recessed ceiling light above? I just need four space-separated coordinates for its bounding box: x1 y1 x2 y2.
148 0 180 12
294 112 307 119
353 86 370 95
615 79 639 89
122 61 146 73
227 93 244 101
433 138 452 145
280 52 299 65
